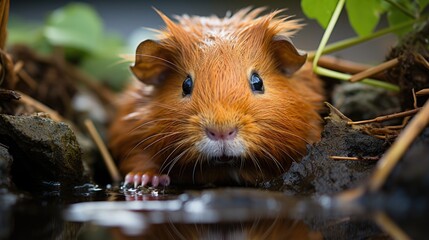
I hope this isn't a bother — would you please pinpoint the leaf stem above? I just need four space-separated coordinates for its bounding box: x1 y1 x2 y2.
311 0 401 92
308 19 416 59
315 67 400 91
312 0 345 71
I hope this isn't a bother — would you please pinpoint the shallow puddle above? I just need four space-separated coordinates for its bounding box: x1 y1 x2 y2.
3 184 423 240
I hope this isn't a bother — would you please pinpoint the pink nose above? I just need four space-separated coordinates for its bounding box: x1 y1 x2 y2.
205 127 238 141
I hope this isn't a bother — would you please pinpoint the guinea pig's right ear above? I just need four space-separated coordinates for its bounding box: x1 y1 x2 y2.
130 39 172 86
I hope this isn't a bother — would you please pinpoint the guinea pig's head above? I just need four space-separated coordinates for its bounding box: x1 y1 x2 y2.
130 8 322 181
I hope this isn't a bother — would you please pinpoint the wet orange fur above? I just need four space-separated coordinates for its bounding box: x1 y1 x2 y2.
109 7 324 186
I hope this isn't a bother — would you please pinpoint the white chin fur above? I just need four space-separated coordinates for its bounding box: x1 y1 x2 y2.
195 137 246 157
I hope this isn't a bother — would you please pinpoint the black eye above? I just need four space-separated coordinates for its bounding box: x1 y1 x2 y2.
182 75 193 96
250 72 264 93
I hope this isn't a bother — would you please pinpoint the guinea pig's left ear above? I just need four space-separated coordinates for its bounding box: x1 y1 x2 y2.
130 39 172 86
271 35 307 76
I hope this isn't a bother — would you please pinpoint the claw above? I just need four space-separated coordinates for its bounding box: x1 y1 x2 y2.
152 175 160 187
159 175 170 186
124 172 171 188
124 173 134 186
133 172 143 188
141 174 150 186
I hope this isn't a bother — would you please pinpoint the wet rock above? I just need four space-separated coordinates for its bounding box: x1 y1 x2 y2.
0 144 13 188
332 83 401 121
269 107 387 196
0 114 89 192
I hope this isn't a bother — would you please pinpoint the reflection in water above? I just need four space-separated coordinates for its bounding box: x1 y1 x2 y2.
65 188 383 239
3 200 83 240
111 218 322 240
4 186 426 239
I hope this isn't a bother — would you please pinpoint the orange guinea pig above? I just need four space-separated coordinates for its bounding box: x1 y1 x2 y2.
109 7 324 187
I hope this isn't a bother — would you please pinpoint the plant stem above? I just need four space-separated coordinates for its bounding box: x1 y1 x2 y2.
311 0 401 92
315 67 400 91
308 19 416 59
312 0 345 71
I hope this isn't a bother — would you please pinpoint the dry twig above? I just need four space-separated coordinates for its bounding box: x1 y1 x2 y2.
316 55 386 80
17 91 64 122
16 69 37 90
0 0 9 50
349 58 399 82
374 212 411 240
348 108 420 125
330 156 379 161
369 99 429 192
416 88 429 96
415 53 429 69
84 119 122 184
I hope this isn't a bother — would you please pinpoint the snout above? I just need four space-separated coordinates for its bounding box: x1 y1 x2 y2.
196 124 245 158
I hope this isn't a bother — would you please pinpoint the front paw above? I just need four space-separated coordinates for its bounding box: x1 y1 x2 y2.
124 172 170 188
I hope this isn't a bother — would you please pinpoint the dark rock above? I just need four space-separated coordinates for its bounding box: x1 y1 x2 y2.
0 114 89 192
271 108 387 196
0 144 13 187
332 83 401 121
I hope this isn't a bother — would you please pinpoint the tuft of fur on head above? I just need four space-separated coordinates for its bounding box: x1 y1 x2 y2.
109 7 324 186
153 7 303 59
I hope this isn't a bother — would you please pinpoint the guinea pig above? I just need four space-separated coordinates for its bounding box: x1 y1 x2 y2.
108 7 324 187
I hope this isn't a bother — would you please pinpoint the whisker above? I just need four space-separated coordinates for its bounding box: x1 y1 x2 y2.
166 148 189 176
106 57 133 68
127 118 187 134
123 131 180 162
248 152 263 177
192 154 203 184
259 146 285 173
239 156 245 172
148 102 195 118
268 127 313 146
256 133 305 163
157 139 187 173
160 141 187 174
141 131 182 152
279 146 301 162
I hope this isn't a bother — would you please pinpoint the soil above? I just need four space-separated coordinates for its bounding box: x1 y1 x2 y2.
386 20 429 109
263 104 387 195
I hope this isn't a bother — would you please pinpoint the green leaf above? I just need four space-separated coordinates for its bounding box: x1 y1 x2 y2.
419 0 429 11
43 3 103 53
7 17 53 54
92 32 125 57
81 56 130 91
301 0 338 29
387 0 416 35
7 17 43 45
346 0 385 36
